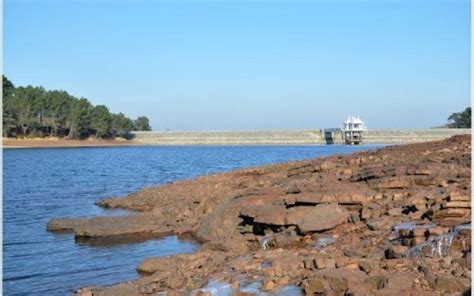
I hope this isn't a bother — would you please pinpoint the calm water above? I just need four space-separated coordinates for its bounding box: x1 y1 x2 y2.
3 145 381 295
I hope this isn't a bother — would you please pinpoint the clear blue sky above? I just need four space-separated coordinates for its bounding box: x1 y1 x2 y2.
4 0 471 130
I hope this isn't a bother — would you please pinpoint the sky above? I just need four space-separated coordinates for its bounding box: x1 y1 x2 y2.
4 0 471 130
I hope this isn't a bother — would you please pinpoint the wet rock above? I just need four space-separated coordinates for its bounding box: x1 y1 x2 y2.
401 238 412 246
49 215 171 238
47 219 88 232
398 228 412 238
458 227 471 237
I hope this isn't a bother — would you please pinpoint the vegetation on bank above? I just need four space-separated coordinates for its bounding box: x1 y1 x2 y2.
447 107 471 128
3 75 469 139
2 76 151 139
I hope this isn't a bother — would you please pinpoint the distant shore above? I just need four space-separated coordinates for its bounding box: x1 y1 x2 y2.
2 138 139 149
2 128 471 148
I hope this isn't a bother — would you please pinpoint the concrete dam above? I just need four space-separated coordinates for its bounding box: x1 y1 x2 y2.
130 129 471 145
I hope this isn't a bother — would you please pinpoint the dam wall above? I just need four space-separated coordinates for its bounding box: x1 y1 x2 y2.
355 128 471 144
130 129 471 145
130 130 322 145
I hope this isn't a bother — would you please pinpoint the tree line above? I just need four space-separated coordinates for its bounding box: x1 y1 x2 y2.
447 107 471 128
2 76 151 139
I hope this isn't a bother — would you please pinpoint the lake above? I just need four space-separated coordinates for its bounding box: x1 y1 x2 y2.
3 145 381 295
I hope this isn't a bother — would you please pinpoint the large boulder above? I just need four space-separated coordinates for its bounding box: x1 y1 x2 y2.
239 202 349 234
287 203 349 233
239 204 287 225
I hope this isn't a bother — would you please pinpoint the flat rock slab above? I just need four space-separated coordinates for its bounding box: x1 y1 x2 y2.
289 193 372 205
286 204 349 233
240 205 288 225
240 203 349 233
48 215 171 238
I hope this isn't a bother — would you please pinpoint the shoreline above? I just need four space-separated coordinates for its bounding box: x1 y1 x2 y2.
47 135 472 295
3 128 471 148
2 138 141 149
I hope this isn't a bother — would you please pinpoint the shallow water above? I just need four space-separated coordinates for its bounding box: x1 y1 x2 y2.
201 278 303 296
393 222 436 232
315 236 336 249
405 223 471 258
3 144 380 295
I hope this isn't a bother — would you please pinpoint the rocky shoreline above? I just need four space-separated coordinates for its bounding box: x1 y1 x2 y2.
47 135 472 295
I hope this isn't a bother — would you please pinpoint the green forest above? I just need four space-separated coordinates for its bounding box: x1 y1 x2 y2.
447 107 471 128
2 76 151 139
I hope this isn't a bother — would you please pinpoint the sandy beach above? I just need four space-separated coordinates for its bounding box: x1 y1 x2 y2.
2 138 140 149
